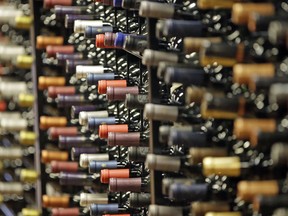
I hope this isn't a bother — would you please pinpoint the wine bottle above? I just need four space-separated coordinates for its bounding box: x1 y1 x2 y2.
109 176 150 193
100 167 149 183
107 131 149 147
144 103 203 125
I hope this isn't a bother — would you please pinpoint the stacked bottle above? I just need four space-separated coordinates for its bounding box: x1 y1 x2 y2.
139 0 288 216
0 0 40 215
31 0 154 215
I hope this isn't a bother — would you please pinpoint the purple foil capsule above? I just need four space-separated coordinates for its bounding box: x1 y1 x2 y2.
57 95 86 108
55 6 85 20
71 105 98 119
59 172 91 186
56 53 83 65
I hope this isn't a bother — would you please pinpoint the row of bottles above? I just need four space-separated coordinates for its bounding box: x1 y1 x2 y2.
1 0 287 215
139 0 288 216
32 0 154 215
0 0 40 215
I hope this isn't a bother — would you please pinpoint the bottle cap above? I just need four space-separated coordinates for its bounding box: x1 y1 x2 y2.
148 205 183 216
56 53 83 65
169 183 208 201
99 124 129 139
268 21 288 46
123 35 147 52
144 103 178 121
41 150 69 163
51 161 79 173
231 3 275 25
203 156 241 177
128 147 149 162
106 86 139 101
71 147 100 161
36 36 64 49
66 59 93 74
14 16 33 29
200 42 238 67
168 130 207 147
129 193 151 208
85 26 113 38
54 6 83 20
161 19 203 38
125 94 148 109
44 0 73 8
59 135 90 149
19 131 36 145
42 195 70 208
142 49 178 66
46 45 74 57
18 93 34 107
22 208 41 216
51 208 80 216
0 119 28 131
16 55 33 69
0 147 23 160
145 154 181 172
89 160 118 173
79 193 108 206
101 169 130 183
0 182 23 195
57 94 85 108
104 32 116 47
76 65 105 79
88 117 116 131
19 169 38 183
79 154 110 168
233 63 275 84
47 127 78 140
189 148 227 165
139 1 174 18
108 132 141 147
197 0 234 9
233 118 276 139
38 76 66 90
0 100 6 111
74 20 103 33
96 34 114 48
47 86 76 98
65 14 95 29
98 80 127 94
191 201 230 216
237 180 279 201
40 116 67 130
90 204 119 216
270 143 288 166
79 111 109 126
184 37 222 53
71 105 98 118
109 177 142 192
